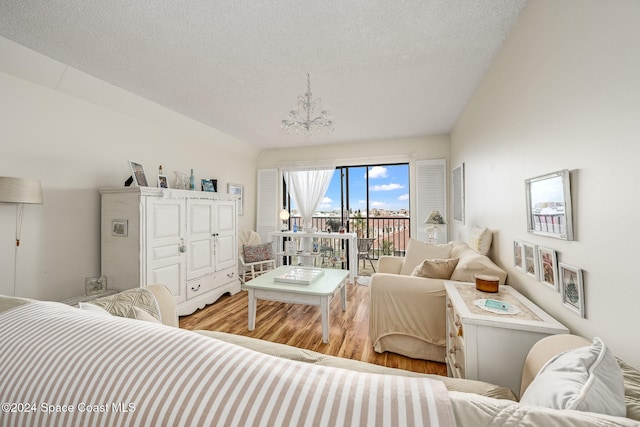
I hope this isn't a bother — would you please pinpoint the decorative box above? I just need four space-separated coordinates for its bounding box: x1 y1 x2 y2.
475 274 499 293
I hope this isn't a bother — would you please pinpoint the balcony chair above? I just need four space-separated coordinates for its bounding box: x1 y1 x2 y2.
238 230 276 284
357 237 376 273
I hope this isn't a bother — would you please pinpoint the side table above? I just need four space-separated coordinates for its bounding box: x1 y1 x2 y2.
444 281 568 397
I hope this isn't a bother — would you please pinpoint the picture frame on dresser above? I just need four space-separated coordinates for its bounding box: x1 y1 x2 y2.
128 160 148 187
559 263 585 317
201 179 215 192
537 246 559 291
157 174 168 188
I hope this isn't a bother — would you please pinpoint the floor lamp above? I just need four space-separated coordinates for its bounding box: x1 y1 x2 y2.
0 177 43 296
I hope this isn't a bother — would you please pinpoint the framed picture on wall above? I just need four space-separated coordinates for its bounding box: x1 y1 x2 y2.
452 163 465 224
228 183 244 215
513 240 524 271
559 263 585 317
522 242 539 280
537 246 559 291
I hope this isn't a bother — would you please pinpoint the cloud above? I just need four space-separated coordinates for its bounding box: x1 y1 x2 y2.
398 194 409 201
370 201 388 208
367 166 388 179
370 183 404 191
317 196 334 210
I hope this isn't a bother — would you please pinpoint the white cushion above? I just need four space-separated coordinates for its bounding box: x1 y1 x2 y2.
400 239 452 276
127 306 162 323
520 337 626 417
78 302 112 316
468 225 492 255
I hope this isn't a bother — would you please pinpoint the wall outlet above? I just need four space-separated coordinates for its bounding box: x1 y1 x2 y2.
85 276 107 296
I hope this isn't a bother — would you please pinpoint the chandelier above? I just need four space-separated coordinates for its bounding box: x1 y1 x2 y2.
281 73 333 135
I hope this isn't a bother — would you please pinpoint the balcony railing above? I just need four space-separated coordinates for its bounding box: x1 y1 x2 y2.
289 215 411 262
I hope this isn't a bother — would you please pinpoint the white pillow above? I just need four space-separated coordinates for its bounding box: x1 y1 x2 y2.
78 302 112 316
520 337 626 417
400 238 452 276
468 225 492 255
127 306 161 324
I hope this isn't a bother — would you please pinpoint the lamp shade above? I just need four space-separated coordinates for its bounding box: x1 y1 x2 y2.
0 177 43 204
279 208 290 221
424 210 444 225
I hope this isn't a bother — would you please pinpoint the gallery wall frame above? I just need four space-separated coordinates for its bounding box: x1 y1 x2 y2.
559 263 585 318
513 240 524 272
525 169 574 240
537 246 559 291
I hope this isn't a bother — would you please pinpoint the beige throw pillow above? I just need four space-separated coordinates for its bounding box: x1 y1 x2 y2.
411 258 459 279
468 225 493 255
400 238 453 276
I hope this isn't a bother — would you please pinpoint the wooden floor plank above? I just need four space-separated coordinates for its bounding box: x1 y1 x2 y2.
179 281 447 376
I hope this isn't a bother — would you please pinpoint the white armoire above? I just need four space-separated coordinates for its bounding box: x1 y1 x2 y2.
100 187 240 316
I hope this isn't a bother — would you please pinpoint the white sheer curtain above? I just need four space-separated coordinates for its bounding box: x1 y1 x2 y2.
284 167 335 231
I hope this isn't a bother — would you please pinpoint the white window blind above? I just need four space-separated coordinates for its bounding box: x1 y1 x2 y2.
415 159 447 243
256 168 279 243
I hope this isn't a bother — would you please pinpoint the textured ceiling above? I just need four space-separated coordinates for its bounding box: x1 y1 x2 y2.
0 1 527 149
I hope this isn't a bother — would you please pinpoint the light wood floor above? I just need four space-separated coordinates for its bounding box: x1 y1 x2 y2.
179 281 447 376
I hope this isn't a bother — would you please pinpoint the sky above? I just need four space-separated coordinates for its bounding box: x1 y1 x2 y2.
317 164 409 212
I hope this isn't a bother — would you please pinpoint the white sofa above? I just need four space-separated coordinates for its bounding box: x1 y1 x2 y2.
369 239 507 362
1 288 639 426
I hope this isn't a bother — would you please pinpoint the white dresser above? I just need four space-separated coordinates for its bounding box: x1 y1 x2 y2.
100 187 240 316
444 281 568 397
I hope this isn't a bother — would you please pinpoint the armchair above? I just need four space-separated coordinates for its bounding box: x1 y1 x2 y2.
238 230 276 284
369 239 507 362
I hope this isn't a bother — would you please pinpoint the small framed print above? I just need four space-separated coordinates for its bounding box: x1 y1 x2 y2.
513 240 524 271
128 160 148 186
537 246 559 291
228 183 244 215
157 174 168 188
111 219 128 237
559 263 585 318
523 242 538 280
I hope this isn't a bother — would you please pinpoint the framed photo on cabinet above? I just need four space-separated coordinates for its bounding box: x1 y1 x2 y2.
157 174 168 188
128 160 148 187
201 179 215 192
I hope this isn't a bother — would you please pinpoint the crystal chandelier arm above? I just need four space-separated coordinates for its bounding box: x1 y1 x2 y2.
281 73 333 135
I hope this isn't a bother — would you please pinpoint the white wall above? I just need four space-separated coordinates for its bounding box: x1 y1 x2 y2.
258 135 450 240
0 37 260 301
451 0 640 367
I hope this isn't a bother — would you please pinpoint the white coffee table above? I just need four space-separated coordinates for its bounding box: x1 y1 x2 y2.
244 266 349 343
